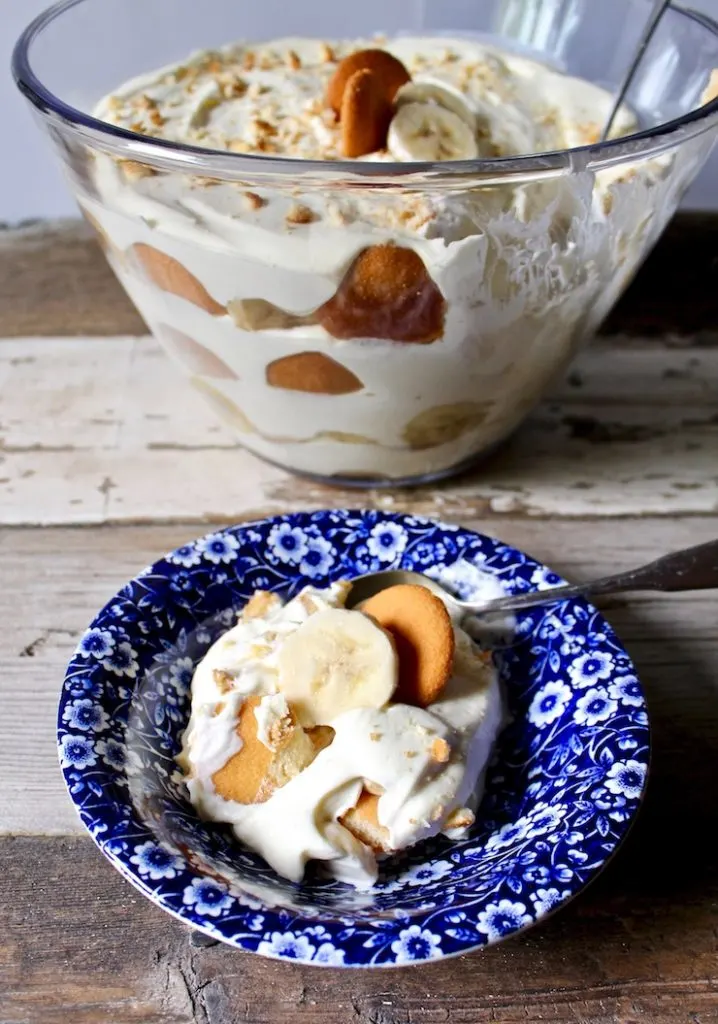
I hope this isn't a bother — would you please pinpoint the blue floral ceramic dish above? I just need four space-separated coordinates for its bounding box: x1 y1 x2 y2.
58 510 649 967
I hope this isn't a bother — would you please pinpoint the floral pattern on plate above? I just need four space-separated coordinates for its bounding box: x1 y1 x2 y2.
58 510 649 966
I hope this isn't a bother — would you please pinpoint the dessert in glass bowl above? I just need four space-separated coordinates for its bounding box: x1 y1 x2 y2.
13 0 718 485
177 580 503 888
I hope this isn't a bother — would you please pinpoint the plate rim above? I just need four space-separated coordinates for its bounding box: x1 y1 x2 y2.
57 509 651 967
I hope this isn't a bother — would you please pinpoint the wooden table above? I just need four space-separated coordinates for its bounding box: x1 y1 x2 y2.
2 217 717 1024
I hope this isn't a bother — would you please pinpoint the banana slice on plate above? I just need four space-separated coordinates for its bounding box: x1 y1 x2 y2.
394 76 478 130
277 608 398 726
388 101 479 161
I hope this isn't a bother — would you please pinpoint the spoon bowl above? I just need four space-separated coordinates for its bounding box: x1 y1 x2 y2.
345 569 459 610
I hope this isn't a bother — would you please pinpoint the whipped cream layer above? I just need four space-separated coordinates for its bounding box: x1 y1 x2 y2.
94 36 635 159
178 581 503 888
85 35 701 481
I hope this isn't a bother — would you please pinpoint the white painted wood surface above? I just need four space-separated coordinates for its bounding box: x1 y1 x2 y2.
1 335 717 525
1 332 717 836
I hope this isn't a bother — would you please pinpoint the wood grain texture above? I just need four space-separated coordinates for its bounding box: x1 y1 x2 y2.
1 335 718 526
1 213 718 339
2 517 717 835
3 786 718 1024
0 221 147 338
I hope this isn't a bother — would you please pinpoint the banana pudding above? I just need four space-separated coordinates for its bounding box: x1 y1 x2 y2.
85 35 709 482
178 580 503 888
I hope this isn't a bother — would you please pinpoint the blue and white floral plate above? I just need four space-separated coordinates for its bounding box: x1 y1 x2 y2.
59 510 649 967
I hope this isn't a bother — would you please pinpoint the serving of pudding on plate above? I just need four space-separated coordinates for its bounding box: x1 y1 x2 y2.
81 34 717 484
177 579 503 888
54 505 652 961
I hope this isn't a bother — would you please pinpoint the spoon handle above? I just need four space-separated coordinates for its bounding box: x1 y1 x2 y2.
599 0 671 142
466 539 718 615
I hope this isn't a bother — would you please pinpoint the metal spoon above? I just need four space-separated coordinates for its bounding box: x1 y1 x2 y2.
346 539 718 619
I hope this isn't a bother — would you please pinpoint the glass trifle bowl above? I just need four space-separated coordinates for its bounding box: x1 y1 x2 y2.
13 0 718 486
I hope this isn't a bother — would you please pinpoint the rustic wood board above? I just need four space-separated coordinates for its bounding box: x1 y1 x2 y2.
2 517 718 1021
2 335 718 526
0 220 147 338
2 824 717 1024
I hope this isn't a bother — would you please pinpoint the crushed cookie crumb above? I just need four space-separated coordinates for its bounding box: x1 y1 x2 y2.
243 590 281 620
257 50 279 71
473 647 493 664
247 81 268 100
300 593 319 615
267 712 294 749
445 807 475 830
304 96 324 117
286 49 302 70
369 732 383 742
430 804 446 822
327 203 351 227
243 191 266 210
212 669 234 694
404 750 419 759
222 76 248 99
334 580 353 603
580 123 600 144
211 701 226 717
319 42 336 63
286 202 317 225
254 118 278 137
430 737 451 763
242 51 256 71
119 159 156 181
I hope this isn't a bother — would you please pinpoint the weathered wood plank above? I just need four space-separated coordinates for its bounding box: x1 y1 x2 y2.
2 517 717 836
2 213 717 339
1 336 717 526
0 220 147 338
3 805 718 1024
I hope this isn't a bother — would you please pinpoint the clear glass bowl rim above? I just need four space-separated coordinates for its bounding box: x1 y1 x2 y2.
12 0 718 187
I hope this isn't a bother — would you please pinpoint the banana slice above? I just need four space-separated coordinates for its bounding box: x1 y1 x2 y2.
388 102 479 162
277 608 398 726
394 77 477 131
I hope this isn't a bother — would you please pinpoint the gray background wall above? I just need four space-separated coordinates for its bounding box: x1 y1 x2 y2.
3 0 717 222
